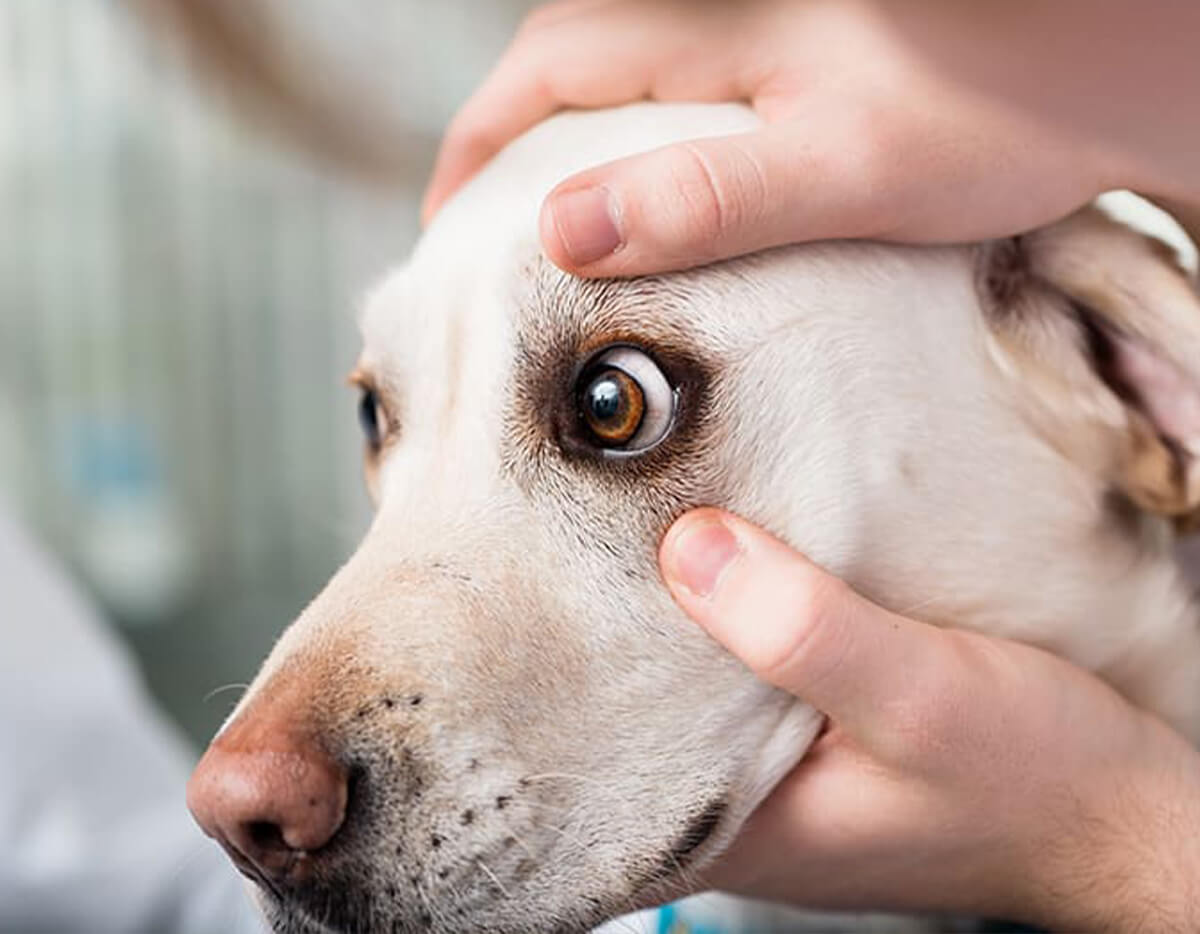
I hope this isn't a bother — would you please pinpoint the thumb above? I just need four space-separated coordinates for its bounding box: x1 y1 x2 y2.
659 508 950 743
539 120 885 276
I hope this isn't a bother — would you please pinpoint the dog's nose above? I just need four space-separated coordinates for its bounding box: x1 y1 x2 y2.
187 708 348 883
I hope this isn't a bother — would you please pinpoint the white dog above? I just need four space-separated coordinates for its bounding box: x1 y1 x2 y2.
187 103 1200 934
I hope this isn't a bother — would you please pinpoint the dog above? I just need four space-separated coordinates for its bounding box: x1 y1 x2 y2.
186 102 1200 934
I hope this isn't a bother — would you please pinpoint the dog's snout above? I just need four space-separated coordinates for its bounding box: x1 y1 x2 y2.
187 709 348 884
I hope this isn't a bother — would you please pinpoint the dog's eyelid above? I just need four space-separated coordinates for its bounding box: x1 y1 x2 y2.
347 366 375 391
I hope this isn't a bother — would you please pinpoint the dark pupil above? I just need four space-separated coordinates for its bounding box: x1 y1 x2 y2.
358 390 381 448
587 375 623 422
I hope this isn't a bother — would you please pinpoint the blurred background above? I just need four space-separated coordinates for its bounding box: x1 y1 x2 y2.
0 0 538 747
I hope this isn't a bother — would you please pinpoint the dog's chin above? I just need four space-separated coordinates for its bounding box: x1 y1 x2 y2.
254 875 682 934
248 834 726 934
254 882 367 934
257 891 608 934
253 878 589 934
244 788 734 934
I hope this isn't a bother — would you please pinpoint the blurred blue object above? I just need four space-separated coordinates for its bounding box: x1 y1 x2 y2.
60 412 194 624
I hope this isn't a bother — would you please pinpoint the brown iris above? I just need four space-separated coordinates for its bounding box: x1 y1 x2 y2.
579 366 646 446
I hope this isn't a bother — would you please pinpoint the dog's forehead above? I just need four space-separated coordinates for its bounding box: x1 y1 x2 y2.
359 102 766 374
425 100 765 267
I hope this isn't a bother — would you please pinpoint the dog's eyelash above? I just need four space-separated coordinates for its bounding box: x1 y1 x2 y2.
358 388 386 451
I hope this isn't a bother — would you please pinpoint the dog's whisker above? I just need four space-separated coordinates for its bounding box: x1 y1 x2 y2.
201 682 251 704
605 887 655 934
514 798 575 816
413 876 455 932
160 841 220 890
530 819 590 855
601 905 646 934
521 770 606 787
496 819 541 861
528 813 651 923
475 856 511 899
643 835 705 911
894 594 950 618
488 818 646 927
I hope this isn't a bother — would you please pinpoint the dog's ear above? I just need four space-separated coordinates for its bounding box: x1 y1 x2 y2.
981 206 1200 531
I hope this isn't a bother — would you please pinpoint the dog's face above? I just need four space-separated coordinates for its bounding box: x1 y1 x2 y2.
188 104 1200 934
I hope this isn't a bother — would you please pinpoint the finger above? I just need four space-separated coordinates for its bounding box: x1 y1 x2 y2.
659 508 954 745
538 113 897 275
421 2 750 223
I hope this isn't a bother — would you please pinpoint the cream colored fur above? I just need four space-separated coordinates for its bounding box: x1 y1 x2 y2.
214 103 1200 934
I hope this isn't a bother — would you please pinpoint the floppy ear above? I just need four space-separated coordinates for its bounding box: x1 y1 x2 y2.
981 206 1200 531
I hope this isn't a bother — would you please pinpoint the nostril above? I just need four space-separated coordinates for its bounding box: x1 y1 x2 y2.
187 731 351 884
247 820 289 854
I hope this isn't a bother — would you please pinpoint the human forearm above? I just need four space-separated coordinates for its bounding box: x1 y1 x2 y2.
877 0 1200 198
1034 725 1200 933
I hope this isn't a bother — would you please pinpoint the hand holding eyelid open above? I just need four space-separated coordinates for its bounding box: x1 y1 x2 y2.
658 508 949 748
657 508 1200 929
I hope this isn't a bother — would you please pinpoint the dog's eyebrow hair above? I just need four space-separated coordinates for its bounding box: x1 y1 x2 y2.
504 256 720 505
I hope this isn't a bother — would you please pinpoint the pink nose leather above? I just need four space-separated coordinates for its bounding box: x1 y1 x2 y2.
187 700 347 884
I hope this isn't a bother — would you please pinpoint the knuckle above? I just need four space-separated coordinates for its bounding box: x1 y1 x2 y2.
665 141 741 246
659 138 771 252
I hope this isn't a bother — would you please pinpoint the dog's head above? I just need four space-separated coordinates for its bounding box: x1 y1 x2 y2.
187 104 1200 933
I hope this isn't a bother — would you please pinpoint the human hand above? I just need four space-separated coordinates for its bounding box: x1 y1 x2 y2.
658 508 1200 931
422 0 1133 277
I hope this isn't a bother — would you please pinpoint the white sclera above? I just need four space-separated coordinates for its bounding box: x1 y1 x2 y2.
591 346 676 453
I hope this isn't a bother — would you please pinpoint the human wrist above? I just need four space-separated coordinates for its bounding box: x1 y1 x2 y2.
1025 726 1200 931
1100 750 1200 932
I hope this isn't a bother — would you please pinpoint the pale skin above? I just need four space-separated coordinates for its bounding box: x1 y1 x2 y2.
663 512 1200 931
425 1 1200 929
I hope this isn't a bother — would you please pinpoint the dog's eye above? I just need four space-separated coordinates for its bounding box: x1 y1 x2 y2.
358 387 387 451
576 346 675 454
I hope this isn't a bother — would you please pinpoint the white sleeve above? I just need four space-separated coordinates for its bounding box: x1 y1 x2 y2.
0 510 266 934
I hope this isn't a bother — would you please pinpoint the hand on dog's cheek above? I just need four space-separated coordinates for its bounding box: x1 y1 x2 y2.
659 509 1200 931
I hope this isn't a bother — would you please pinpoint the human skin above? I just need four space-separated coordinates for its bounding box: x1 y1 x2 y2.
877 0 1200 201
424 2 1200 928
660 511 1200 931
421 0 1200 276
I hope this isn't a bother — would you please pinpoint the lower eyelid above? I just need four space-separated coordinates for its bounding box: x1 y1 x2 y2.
629 394 675 449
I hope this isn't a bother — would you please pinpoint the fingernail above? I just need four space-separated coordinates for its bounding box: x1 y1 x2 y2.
548 186 623 265
664 517 742 599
